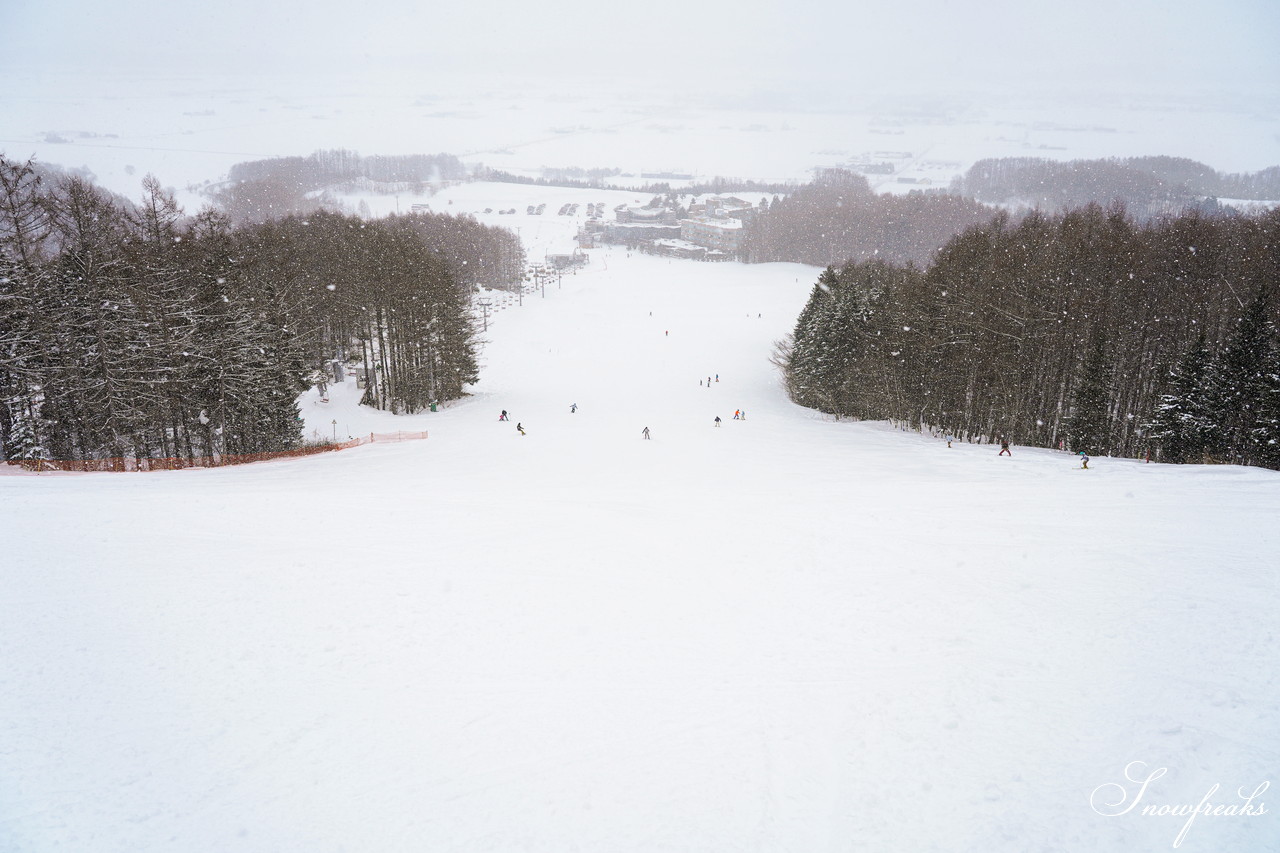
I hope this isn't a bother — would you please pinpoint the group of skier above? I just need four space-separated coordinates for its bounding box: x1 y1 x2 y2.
497 396 746 440
496 352 750 440
712 410 747 428
941 432 1091 468
498 410 526 435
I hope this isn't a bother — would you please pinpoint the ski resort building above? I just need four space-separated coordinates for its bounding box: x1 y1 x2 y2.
614 205 679 225
679 215 745 255
601 222 682 245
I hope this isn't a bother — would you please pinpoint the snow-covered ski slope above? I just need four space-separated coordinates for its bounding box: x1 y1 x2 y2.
3 191 1278 852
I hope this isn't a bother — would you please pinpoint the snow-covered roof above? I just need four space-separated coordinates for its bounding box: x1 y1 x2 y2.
681 215 744 230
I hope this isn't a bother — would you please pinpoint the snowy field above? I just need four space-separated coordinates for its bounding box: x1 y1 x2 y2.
2 70 1278 214
2 187 1278 851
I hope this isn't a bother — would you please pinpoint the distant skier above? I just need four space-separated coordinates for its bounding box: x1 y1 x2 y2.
1078 451 1090 469
998 437 1011 456
946 434 954 448
715 374 719 382
740 410 746 420
570 403 577 413
714 416 721 427
516 422 526 436
499 410 508 421
733 409 740 420
707 376 711 386
642 426 651 440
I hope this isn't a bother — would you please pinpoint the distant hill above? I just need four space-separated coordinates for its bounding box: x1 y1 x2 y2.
210 149 467 223
949 156 1280 218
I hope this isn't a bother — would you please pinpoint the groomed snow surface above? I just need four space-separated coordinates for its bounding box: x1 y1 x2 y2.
3 239 1278 851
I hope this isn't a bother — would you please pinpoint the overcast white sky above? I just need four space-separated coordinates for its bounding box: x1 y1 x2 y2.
5 0 1278 103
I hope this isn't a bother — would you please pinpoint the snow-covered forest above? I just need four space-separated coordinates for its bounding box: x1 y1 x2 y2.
213 150 469 223
0 156 517 464
950 156 1280 218
741 169 997 266
782 204 1280 467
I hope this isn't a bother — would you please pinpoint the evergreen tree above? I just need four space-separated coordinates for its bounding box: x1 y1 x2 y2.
787 269 837 411
1063 336 1114 454
1147 333 1215 463
2 159 493 464
775 199 1278 468
0 257 50 461
0 156 53 460
1206 286 1277 464
43 175 153 459
1253 343 1280 470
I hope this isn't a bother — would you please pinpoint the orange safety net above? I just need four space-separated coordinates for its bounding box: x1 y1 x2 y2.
368 431 430 442
8 430 428 474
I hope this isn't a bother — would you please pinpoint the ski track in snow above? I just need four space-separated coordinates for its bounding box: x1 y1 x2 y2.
2 188 1279 852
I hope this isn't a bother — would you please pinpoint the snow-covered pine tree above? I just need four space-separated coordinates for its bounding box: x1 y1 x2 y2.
1065 335 1115 454
820 264 871 417
126 175 206 459
1253 341 1280 470
1146 332 1215 463
0 157 53 461
831 260 906 421
186 208 279 457
43 174 153 459
786 268 838 412
0 257 51 461
1206 286 1277 465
